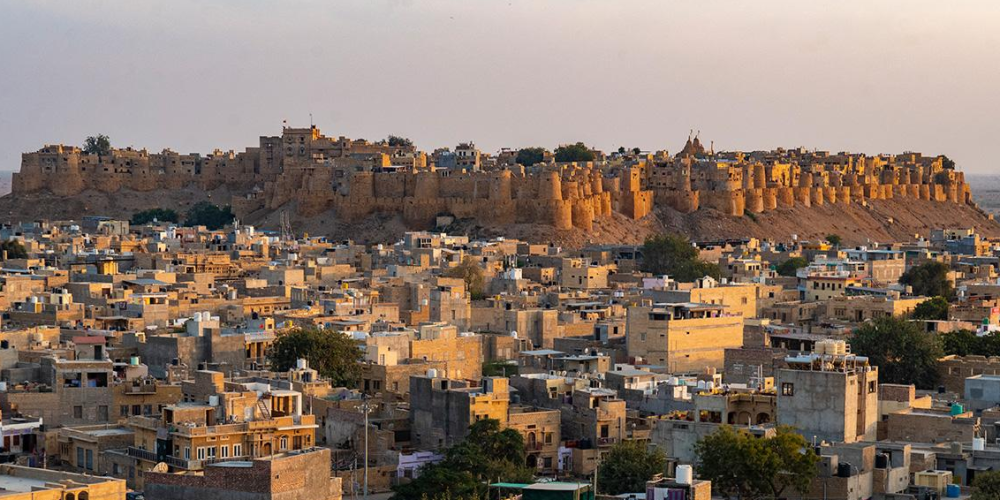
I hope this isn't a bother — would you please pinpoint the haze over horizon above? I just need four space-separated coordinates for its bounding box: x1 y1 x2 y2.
1 0 998 174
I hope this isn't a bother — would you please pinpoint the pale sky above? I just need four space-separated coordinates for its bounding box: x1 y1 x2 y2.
1 0 998 173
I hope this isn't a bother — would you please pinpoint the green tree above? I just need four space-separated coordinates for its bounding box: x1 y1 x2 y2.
939 155 956 170
392 419 532 500
554 142 595 162
390 464 479 500
387 135 413 148
482 360 518 377
268 328 362 387
515 147 546 166
941 330 1000 357
0 240 28 259
912 296 950 321
598 440 667 495
83 134 111 156
445 257 486 300
631 147 641 155
184 201 235 230
900 261 954 299
641 233 721 282
942 329 981 356
775 257 809 277
849 317 942 389
825 234 842 247
131 208 180 225
972 469 1000 500
694 425 818 500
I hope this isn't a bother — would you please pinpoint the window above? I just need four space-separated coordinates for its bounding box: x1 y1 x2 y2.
280 436 289 450
85 449 94 470
220 445 229 458
207 447 216 458
233 444 242 457
868 381 877 394
781 383 794 396
120 405 129 417
74 406 83 419
77 447 84 468
98 406 109 421
197 447 206 460
184 447 191 460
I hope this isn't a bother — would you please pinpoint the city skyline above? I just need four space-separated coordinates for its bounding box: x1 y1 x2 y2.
2 0 999 173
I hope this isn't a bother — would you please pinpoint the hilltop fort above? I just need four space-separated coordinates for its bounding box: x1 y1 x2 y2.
6 126 988 242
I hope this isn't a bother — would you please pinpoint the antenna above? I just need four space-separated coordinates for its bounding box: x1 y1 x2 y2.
309 113 314 128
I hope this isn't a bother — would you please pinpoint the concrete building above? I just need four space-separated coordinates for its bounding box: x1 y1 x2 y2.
776 342 878 444
0 464 127 500
965 374 1000 413
410 375 509 450
626 303 743 373
143 447 342 500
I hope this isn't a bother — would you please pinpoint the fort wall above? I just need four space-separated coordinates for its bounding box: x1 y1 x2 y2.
11 131 976 230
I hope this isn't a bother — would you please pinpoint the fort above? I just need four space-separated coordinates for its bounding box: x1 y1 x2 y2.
11 126 974 231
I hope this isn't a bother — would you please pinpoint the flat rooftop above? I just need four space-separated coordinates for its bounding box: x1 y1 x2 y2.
0 475 52 493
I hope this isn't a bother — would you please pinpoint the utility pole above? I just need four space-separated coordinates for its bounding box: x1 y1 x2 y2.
359 396 373 500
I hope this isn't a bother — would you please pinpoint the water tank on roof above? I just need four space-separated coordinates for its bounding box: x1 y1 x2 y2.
974 437 986 451
676 464 693 485
946 484 961 498
208 395 219 406
837 463 852 478
426 368 438 378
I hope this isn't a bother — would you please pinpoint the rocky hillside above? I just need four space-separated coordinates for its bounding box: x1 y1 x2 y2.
0 187 997 248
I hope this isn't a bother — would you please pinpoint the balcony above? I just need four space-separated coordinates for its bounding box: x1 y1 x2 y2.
597 437 618 447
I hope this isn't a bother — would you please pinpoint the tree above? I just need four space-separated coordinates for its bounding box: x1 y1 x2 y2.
445 257 486 300
269 328 362 387
598 440 667 495
631 147 641 155
131 208 180 225
912 296 950 321
941 330 1000 357
483 360 517 377
940 155 956 170
972 470 1000 500
775 257 809 277
641 233 721 282
515 147 546 166
389 463 479 500
695 425 818 500
900 261 954 299
0 240 28 259
83 134 111 156
849 317 942 389
184 201 235 230
386 135 413 148
554 142 595 163
391 419 532 500
825 234 842 247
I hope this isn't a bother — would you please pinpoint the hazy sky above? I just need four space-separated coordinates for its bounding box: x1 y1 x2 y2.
1 0 998 173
